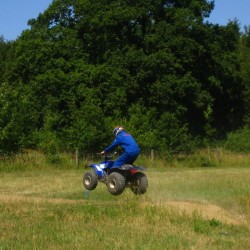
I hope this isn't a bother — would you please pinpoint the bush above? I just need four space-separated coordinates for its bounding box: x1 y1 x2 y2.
224 126 250 153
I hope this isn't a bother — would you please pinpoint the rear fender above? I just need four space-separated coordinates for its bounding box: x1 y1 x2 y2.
118 164 145 171
113 164 146 175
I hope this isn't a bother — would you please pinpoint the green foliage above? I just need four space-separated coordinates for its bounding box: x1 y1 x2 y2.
224 126 250 153
0 36 8 83
240 26 250 126
0 83 39 152
66 101 108 151
0 0 247 154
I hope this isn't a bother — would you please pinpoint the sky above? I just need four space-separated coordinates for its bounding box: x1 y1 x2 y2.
208 0 250 31
0 0 250 41
0 0 53 41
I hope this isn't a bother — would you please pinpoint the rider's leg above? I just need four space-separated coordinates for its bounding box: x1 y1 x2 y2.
111 152 139 168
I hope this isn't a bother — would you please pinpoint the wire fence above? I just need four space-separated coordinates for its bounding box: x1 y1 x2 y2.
0 148 180 170
73 149 168 167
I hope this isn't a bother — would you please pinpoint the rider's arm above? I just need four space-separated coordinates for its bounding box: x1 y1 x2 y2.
104 138 120 153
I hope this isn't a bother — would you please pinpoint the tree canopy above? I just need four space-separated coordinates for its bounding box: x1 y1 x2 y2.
0 0 248 154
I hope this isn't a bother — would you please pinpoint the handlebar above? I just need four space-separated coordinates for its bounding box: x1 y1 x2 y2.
98 151 117 160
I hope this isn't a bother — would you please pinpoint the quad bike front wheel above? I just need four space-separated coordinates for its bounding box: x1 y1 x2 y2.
83 170 98 190
107 172 126 195
130 172 148 195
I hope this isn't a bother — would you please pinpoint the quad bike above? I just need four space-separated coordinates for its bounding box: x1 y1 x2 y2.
83 153 148 196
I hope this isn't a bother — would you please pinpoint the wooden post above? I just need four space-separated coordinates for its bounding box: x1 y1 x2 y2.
76 149 79 167
151 149 154 162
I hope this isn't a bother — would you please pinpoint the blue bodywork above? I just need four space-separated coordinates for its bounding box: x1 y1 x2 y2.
89 159 145 177
89 160 113 177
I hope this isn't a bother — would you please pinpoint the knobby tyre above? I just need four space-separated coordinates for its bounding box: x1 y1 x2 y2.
130 172 148 195
107 172 126 195
83 170 98 190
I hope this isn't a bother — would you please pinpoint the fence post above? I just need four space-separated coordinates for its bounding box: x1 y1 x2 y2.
76 149 79 167
151 149 154 162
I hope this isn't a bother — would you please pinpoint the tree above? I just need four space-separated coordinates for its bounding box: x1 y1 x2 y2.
0 0 245 153
0 36 6 83
0 83 39 152
240 26 250 127
0 36 14 84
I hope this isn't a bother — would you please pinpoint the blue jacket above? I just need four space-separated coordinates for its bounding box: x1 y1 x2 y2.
104 131 140 155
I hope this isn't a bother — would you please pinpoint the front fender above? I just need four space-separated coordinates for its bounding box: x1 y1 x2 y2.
89 164 106 177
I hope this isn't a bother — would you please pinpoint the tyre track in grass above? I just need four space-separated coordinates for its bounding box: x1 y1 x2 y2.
0 194 246 225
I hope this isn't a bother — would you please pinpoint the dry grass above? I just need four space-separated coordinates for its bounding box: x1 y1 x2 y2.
0 166 250 249
1 150 250 249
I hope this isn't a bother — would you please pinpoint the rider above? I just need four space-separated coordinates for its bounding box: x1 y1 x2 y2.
100 126 140 168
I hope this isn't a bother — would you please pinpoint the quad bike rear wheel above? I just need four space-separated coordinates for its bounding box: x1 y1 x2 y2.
130 172 148 195
83 170 98 190
107 172 126 195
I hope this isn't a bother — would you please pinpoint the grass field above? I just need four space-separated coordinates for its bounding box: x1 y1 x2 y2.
1 156 250 250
